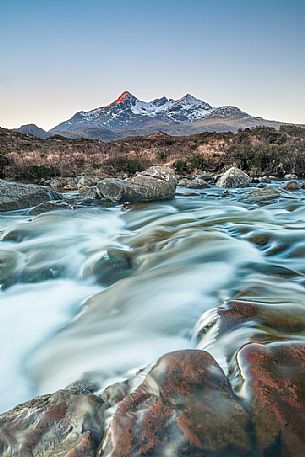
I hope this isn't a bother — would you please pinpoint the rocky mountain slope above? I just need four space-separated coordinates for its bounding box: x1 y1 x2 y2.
48 91 285 140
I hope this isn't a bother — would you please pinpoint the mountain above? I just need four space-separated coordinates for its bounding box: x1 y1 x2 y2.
13 124 50 139
49 91 285 140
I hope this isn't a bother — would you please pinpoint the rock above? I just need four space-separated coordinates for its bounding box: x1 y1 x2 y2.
0 179 61 212
179 177 209 189
176 191 200 197
195 171 215 182
239 187 283 204
0 386 105 457
50 177 78 191
78 185 98 198
238 342 305 457
28 201 71 215
284 173 298 180
256 182 267 188
77 176 98 188
102 350 251 457
82 248 133 286
178 177 192 186
97 166 177 203
283 180 300 191
259 176 271 183
196 298 305 357
0 250 19 287
96 178 127 202
217 167 251 188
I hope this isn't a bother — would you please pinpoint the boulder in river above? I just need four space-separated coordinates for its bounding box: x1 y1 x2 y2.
97 166 177 203
102 349 251 457
0 384 105 457
217 167 251 188
238 342 305 457
239 187 284 204
0 179 61 212
178 177 209 189
283 180 300 191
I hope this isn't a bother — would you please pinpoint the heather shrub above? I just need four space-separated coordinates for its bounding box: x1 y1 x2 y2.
103 156 152 175
17 165 59 181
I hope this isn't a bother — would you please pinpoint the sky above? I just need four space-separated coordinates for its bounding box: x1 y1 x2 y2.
0 0 304 130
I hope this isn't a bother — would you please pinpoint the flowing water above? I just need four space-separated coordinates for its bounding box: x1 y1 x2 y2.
1 187 305 413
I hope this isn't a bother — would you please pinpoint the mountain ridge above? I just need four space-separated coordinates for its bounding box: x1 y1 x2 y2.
48 91 286 140
13 92 299 141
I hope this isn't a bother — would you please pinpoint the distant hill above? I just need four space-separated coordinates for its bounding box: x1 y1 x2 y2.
49 90 288 140
13 124 50 139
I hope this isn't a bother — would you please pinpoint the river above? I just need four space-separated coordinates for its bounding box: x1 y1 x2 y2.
1 186 305 413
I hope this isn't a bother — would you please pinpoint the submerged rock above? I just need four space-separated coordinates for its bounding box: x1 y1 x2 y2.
82 248 134 286
0 179 61 212
102 350 251 457
217 167 251 188
0 250 19 288
97 166 177 203
28 200 71 215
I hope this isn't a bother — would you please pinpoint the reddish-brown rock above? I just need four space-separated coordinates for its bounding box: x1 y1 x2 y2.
101 349 251 457
238 342 305 457
217 299 305 336
0 387 105 457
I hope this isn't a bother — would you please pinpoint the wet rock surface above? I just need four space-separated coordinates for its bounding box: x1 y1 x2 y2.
283 180 300 191
102 350 251 457
28 200 72 215
0 179 61 212
0 385 105 457
82 248 134 286
238 187 285 204
238 342 305 457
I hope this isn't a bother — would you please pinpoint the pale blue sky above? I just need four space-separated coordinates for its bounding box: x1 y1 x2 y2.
1 0 304 129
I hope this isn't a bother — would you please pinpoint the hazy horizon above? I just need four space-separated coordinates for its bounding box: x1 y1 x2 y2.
1 0 305 130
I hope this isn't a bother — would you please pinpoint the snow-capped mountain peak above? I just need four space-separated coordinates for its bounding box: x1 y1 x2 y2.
49 91 254 140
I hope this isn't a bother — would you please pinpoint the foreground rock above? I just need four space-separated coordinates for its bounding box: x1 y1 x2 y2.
0 179 61 212
0 385 105 457
97 166 177 203
102 350 251 457
238 342 305 457
217 166 251 188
